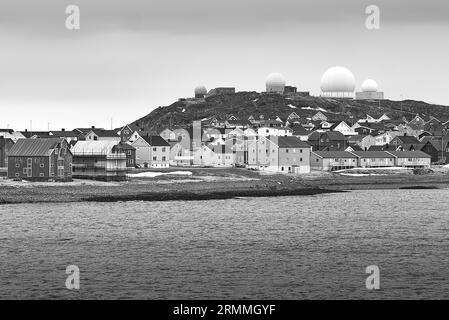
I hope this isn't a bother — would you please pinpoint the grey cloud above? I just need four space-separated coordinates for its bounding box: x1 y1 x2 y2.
1 0 448 37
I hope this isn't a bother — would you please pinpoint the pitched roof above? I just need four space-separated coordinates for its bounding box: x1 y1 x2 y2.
7 138 63 157
141 135 170 147
312 151 357 158
386 151 431 158
71 140 120 155
89 129 119 138
290 125 309 136
19 131 51 138
394 136 421 144
274 136 310 148
368 145 396 151
50 130 76 137
350 151 396 158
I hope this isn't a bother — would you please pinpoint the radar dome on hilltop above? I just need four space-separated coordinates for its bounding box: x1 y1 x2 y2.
266 73 286 94
194 85 207 98
320 66 355 98
361 79 378 92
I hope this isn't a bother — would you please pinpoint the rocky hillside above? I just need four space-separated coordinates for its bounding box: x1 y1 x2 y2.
130 92 449 132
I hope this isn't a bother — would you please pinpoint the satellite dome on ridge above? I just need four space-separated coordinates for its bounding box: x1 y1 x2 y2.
356 78 384 100
194 85 207 98
266 73 286 94
361 79 378 92
320 66 355 98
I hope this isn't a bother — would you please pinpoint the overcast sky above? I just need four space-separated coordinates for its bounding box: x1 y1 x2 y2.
0 0 448 130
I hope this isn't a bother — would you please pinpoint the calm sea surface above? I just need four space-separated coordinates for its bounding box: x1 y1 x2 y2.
1 189 449 299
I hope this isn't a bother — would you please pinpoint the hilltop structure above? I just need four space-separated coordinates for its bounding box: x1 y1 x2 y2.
320 66 356 98
356 79 385 100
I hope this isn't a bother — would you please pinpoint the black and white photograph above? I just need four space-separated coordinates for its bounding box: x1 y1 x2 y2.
1 0 449 309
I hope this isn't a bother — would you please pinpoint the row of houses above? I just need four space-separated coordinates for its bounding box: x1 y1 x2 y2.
1 110 446 181
311 150 431 171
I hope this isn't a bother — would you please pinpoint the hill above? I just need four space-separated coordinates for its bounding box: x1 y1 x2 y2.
129 92 449 132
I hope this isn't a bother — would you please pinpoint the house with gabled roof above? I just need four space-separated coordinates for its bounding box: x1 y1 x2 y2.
131 135 170 168
7 138 72 181
330 121 356 136
290 125 309 141
350 151 396 168
310 151 358 171
199 140 235 167
247 136 311 173
84 129 120 142
311 111 327 121
386 151 431 168
308 131 347 151
71 140 127 180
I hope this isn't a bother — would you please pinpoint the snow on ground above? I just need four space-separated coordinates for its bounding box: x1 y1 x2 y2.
301 106 328 113
334 167 409 173
288 104 297 109
127 171 193 178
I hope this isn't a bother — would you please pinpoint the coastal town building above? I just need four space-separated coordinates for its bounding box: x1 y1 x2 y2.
131 135 170 168
71 140 127 181
7 138 73 181
350 151 396 168
247 136 311 173
386 151 431 168
310 151 358 171
85 129 121 142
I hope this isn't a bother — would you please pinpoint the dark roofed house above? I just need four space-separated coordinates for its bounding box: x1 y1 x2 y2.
113 142 137 168
19 130 52 139
390 135 421 149
49 129 78 143
290 125 309 140
7 138 72 181
131 135 170 168
419 140 442 163
85 129 120 141
273 136 311 174
308 131 347 151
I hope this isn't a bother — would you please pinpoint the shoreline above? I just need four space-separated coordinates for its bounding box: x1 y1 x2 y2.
0 168 448 205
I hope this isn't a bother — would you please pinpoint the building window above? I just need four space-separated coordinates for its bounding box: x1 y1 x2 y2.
153 147 157 151
300 158 303 162
15 163 19 168
162 147 166 152
162 156 166 161
286 149 289 153
23 168 27 174
40 173 44 177
300 149 303 153
153 156 157 161
40 164 44 168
